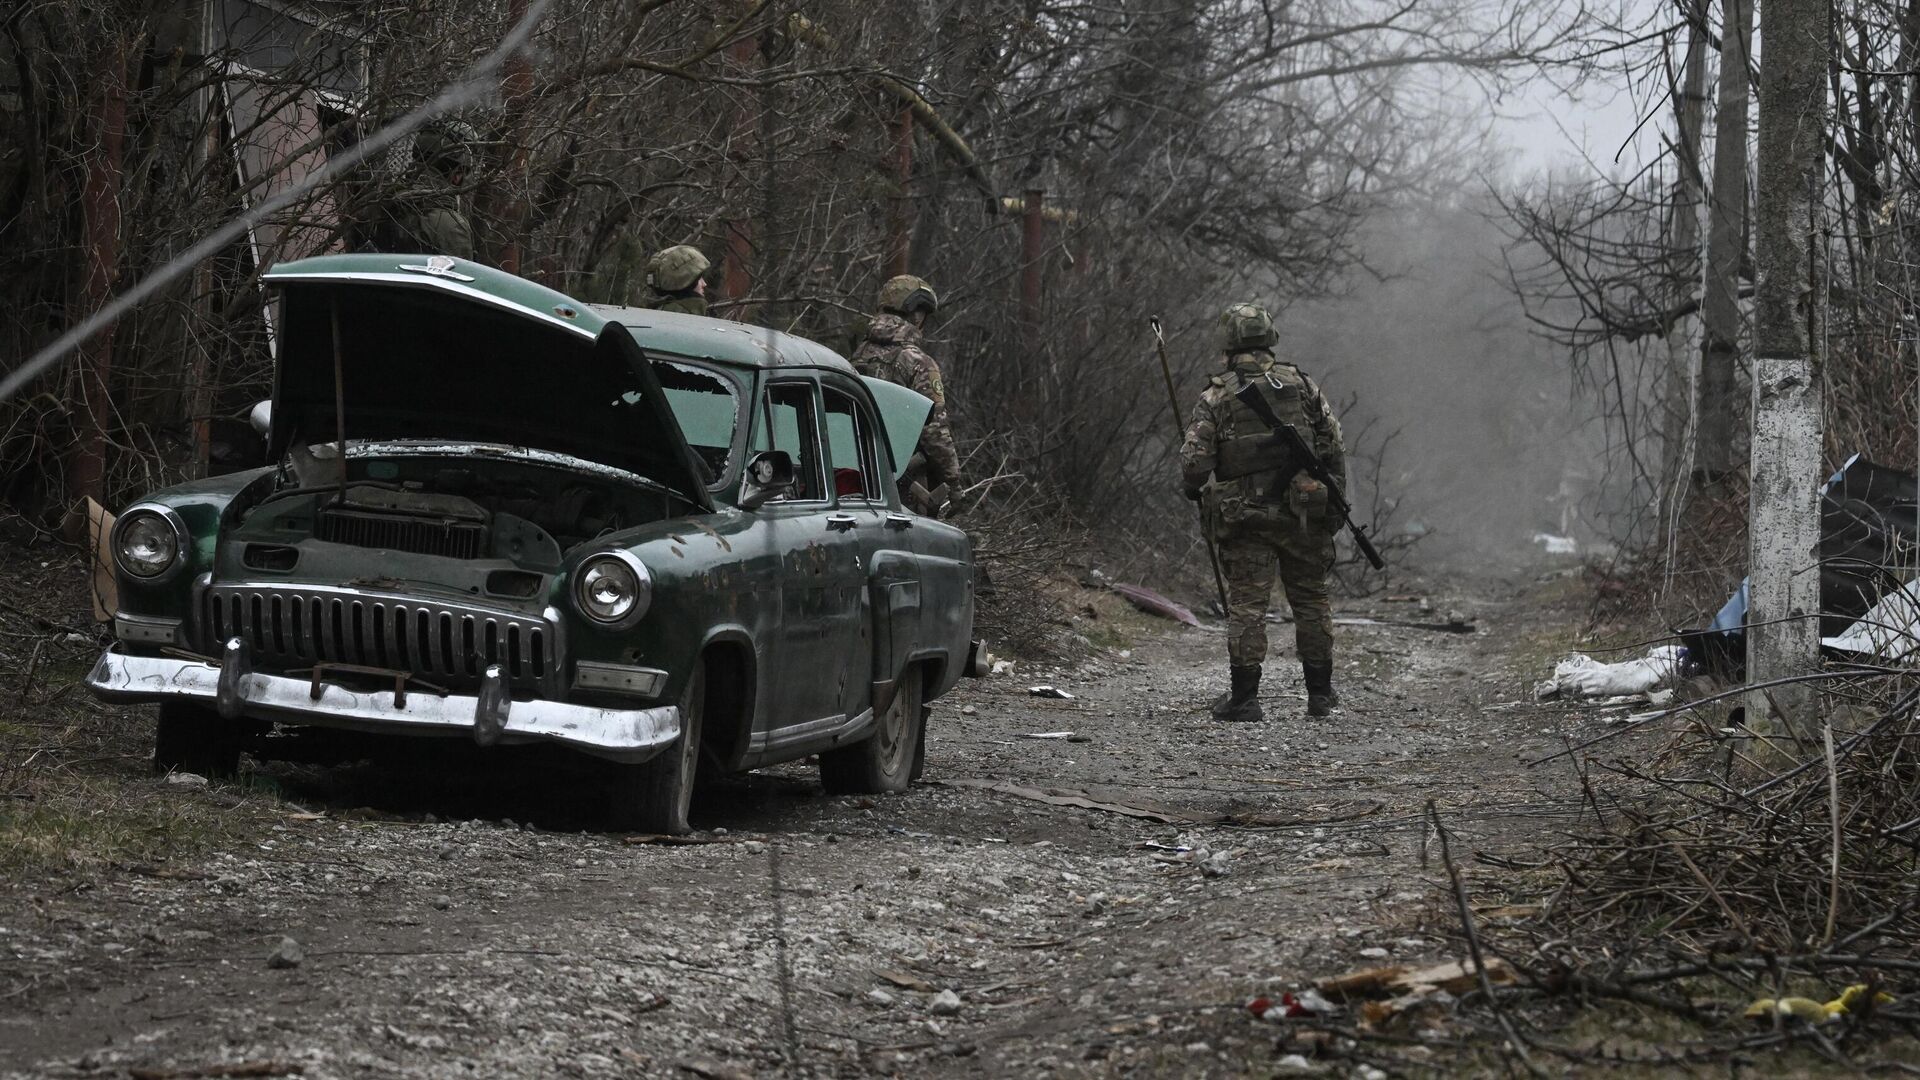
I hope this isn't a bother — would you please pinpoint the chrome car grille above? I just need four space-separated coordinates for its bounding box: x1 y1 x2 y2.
204 585 551 688
317 508 487 559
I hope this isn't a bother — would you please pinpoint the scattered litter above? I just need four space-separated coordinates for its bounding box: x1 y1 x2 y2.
875 968 935 993
1823 579 1920 660
1247 989 1339 1020
163 772 210 789
990 659 1015 676
1108 582 1203 627
1027 686 1075 699
1535 645 1685 700
622 833 743 846
1745 984 1895 1024
1020 731 1092 743
1532 532 1578 555
1317 958 1515 1000
1139 842 1193 853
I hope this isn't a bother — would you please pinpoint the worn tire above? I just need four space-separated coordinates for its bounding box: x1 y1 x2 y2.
820 668 921 795
153 701 243 780
607 657 706 835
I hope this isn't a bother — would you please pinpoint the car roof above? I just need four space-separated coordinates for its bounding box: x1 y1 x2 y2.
265 254 855 375
595 305 856 375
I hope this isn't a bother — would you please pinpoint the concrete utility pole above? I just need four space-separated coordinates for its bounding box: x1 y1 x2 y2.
1696 0 1753 491
1746 0 1828 732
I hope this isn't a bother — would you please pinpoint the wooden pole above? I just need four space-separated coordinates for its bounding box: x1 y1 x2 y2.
67 33 131 512
1021 187 1045 330
886 105 913 278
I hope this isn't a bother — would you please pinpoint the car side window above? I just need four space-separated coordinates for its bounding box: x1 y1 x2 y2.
823 387 879 502
651 360 740 486
750 381 824 502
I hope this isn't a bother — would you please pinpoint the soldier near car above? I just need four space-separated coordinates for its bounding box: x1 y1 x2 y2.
850 275 963 515
1179 302 1348 721
372 118 476 259
644 245 711 315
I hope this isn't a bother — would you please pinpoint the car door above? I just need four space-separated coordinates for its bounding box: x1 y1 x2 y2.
821 377 917 720
748 377 866 742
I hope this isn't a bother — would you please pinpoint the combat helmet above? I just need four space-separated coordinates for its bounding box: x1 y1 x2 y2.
414 118 478 178
1217 301 1278 353
877 275 939 317
647 245 711 294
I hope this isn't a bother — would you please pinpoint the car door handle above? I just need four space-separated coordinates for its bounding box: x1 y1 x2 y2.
826 514 859 532
885 514 914 530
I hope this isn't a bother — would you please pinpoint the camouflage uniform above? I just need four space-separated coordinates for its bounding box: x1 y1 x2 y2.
1180 345 1346 719
651 293 708 316
386 190 474 259
851 312 962 513
376 120 475 259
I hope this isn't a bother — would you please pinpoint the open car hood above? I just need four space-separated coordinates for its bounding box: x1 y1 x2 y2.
263 256 712 511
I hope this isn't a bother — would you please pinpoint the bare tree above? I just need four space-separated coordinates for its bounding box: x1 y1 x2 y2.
1695 0 1753 490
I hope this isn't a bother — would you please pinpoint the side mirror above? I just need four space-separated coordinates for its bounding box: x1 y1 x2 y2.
249 400 272 436
738 450 795 510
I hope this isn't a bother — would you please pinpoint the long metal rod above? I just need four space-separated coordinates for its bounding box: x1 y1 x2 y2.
1151 317 1230 617
330 298 348 505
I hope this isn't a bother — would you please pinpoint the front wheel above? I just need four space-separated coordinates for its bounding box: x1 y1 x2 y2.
154 701 243 779
605 658 705 834
820 669 921 795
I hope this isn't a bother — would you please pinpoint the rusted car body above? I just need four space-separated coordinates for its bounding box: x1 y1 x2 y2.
87 254 976 832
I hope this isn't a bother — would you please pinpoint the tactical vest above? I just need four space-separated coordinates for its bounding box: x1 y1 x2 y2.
1213 365 1316 499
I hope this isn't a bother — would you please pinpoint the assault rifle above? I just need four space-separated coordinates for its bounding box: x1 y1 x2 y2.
1231 381 1386 570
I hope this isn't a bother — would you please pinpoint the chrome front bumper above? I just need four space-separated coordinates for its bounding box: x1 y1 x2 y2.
85 644 680 764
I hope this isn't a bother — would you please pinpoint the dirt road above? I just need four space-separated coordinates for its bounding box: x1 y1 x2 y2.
1 575 1593 1078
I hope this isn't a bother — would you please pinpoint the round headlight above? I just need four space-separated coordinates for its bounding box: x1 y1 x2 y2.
574 553 651 627
115 509 184 580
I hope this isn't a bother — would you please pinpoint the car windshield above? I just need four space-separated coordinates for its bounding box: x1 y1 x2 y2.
652 360 739 482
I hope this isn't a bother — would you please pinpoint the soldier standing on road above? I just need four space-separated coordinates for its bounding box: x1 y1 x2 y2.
376 119 476 259
1179 302 1348 721
850 275 963 515
645 245 712 315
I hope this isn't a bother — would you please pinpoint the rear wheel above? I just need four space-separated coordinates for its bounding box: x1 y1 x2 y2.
606 658 705 835
820 668 921 795
153 701 243 780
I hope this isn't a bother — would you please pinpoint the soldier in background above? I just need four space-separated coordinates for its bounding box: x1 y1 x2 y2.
850 275 963 516
376 119 476 259
1179 302 1347 721
645 245 712 315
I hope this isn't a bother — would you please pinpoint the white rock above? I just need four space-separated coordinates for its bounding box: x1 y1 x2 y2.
164 772 209 788
928 989 962 1016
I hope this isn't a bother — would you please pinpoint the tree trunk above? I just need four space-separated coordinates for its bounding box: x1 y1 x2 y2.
1695 0 1753 490
1746 0 1828 732
1662 4 1709 501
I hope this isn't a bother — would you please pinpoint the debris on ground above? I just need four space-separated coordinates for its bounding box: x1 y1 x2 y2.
1107 582 1203 627
1247 989 1339 1020
163 772 210 788
928 988 963 1016
1531 532 1578 555
1020 731 1092 742
266 936 304 970
990 658 1015 675
1027 685 1074 699
1534 644 1684 700
1316 958 1514 1000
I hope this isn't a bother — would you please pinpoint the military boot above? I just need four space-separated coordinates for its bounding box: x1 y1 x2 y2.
1303 662 1339 717
1211 664 1263 722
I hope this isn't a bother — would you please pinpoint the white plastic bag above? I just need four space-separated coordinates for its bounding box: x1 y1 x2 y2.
1540 645 1684 699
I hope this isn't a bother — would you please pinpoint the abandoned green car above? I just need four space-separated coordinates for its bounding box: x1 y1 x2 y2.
86 254 978 833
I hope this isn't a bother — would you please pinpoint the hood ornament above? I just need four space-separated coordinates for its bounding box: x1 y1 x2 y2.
398 254 476 282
